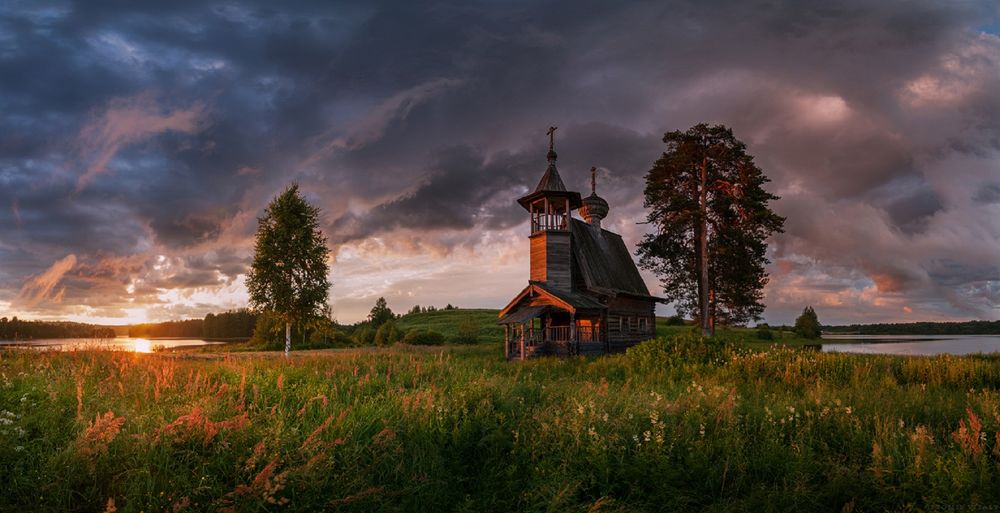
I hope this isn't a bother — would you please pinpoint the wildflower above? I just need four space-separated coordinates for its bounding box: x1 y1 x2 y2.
76 411 126 457
952 409 983 456
699 424 705 437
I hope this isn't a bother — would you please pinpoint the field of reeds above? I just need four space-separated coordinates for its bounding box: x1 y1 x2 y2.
2 334 1000 512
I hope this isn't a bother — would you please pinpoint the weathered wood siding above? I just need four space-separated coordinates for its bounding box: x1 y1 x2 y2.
606 296 657 351
529 231 572 291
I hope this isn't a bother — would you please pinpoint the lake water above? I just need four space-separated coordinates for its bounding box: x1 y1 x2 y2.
821 334 1000 356
0 337 224 353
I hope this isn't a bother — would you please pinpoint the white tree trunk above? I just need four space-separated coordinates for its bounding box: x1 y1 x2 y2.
284 321 291 358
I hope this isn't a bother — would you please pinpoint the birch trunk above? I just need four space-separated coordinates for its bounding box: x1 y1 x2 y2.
284 321 291 358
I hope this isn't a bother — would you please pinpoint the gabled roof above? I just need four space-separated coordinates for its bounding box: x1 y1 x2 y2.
569 218 656 299
498 282 606 322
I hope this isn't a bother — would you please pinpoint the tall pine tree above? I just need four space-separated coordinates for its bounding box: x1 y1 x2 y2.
637 124 784 336
246 184 331 356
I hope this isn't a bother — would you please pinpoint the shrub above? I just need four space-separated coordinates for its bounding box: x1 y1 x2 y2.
664 315 687 326
308 329 355 348
353 324 375 346
756 328 774 340
402 329 445 346
374 321 401 346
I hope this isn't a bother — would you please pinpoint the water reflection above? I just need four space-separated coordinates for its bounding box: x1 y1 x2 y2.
0 337 223 352
820 335 1000 356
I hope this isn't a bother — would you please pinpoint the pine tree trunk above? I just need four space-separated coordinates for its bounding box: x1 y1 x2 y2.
708 287 716 337
284 321 291 358
699 156 712 337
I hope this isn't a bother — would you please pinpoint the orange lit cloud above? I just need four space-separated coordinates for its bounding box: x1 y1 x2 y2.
76 93 205 191
16 254 77 308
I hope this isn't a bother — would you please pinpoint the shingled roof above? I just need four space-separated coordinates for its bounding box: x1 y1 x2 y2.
533 162 568 192
569 218 653 298
517 153 583 210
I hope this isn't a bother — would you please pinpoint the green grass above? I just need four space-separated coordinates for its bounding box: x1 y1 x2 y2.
2 335 1000 512
395 308 503 340
655 317 821 348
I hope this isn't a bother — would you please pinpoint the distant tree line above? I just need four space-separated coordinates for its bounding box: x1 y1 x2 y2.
824 320 1000 335
127 309 258 339
203 309 257 339
0 317 116 340
128 319 203 338
405 304 457 315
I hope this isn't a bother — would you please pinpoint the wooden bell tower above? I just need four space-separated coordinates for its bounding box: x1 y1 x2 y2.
516 127 582 292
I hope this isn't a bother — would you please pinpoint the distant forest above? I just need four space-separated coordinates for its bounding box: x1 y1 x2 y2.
0 309 257 341
824 320 1000 335
128 309 257 339
0 317 116 340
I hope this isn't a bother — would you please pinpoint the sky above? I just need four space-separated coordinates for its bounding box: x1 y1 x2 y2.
1 0 999 326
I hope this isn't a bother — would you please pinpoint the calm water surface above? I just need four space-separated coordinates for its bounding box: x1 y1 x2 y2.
0 337 223 352
821 335 1000 356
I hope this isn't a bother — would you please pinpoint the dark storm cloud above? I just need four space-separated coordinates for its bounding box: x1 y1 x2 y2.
1 0 999 322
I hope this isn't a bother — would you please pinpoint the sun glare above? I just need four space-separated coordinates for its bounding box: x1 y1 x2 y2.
133 339 152 353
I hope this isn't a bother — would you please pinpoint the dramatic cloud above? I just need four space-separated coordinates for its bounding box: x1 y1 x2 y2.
1 0 998 324
75 93 206 191
16 254 76 308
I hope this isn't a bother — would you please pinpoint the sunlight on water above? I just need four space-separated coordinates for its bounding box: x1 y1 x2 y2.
0 337 223 352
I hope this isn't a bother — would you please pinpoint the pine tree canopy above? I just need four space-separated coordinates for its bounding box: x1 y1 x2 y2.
368 297 394 327
246 184 331 326
637 123 785 326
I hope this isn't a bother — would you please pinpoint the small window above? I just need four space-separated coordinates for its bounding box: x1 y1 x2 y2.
638 317 647 332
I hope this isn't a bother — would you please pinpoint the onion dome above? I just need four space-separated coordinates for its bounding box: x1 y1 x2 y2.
579 167 609 228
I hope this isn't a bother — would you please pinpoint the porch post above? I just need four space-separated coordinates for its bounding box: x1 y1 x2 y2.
504 324 510 360
602 310 609 354
570 312 577 356
520 322 526 361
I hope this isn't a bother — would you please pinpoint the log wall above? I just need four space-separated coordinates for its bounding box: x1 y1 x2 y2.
529 231 572 291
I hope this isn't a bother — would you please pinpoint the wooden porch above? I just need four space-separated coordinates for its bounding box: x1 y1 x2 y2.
503 315 607 360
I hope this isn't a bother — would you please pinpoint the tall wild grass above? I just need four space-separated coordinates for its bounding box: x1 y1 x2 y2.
1 334 999 512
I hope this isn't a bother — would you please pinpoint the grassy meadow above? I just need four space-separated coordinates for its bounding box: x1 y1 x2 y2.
2 332 1000 512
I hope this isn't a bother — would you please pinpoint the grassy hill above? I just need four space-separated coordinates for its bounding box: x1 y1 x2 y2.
395 308 503 341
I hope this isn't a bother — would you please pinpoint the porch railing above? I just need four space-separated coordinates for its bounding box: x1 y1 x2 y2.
507 324 604 359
